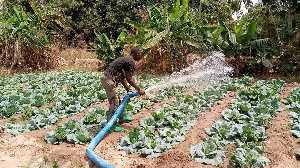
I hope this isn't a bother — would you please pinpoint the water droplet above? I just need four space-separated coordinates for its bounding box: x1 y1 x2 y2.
145 52 233 93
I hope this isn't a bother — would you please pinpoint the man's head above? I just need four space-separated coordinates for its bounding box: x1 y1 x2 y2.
130 47 142 61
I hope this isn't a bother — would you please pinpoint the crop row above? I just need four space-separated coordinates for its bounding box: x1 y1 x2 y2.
45 106 107 144
149 85 187 102
45 97 152 144
190 80 285 167
3 71 107 134
1 71 158 135
285 87 300 156
117 77 253 158
0 71 106 118
43 83 189 144
43 77 204 144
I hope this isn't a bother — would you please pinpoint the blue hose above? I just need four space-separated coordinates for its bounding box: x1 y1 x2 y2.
86 91 140 168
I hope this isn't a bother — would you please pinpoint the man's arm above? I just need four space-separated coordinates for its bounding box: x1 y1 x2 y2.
121 78 131 92
125 72 145 95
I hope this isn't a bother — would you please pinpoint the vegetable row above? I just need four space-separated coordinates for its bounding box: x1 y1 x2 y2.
1 71 157 135
45 98 152 144
190 79 285 167
285 87 300 156
117 77 253 158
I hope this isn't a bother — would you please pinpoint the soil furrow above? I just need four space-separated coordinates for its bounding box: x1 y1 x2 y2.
94 90 238 168
264 83 300 168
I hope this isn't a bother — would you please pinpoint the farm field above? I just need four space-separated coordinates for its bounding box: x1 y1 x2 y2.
0 71 300 168
1 0 299 167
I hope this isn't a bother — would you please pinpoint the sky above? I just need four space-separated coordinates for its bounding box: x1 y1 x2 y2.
232 0 261 20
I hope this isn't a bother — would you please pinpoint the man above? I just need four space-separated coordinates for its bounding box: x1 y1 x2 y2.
100 47 145 131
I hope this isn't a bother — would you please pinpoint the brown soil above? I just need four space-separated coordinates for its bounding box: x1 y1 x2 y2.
0 102 110 168
264 82 300 168
93 90 238 168
1 83 300 168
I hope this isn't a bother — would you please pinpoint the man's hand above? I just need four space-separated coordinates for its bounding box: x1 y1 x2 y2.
127 88 133 92
125 72 145 96
138 88 145 95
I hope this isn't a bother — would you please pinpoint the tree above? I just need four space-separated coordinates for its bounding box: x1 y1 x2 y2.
189 0 241 23
260 0 300 74
0 0 169 45
90 29 127 67
262 0 300 31
39 0 168 42
212 18 270 76
125 0 216 72
0 8 51 72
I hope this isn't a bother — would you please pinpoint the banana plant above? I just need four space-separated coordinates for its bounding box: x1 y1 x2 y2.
90 29 127 66
0 8 51 72
124 0 212 72
125 0 189 49
212 18 270 76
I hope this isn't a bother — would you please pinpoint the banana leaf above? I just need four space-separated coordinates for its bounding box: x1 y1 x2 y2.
147 3 165 31
142 29 169 49
171 0 181 22
179 0 189 22
116 29 127 45
235 17 245 43
124 18 143 30
240 22 257 45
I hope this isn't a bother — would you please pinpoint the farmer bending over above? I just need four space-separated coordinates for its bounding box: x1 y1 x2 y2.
100 47 145 132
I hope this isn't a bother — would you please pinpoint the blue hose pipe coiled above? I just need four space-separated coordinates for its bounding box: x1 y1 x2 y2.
86 91 140 168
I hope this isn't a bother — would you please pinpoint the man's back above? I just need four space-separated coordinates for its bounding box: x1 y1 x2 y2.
104 56 135 84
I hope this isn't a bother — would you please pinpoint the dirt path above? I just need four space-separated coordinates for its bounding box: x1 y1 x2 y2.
94 90 238 168
4 82 299 168
264 83 300 168
0 102 111 168
152 91 238 168
0 86 206 168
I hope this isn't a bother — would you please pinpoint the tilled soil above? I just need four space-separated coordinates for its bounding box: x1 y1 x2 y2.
0 102 110 168
1 83 300 168
94 90 238 168
264 82 300 168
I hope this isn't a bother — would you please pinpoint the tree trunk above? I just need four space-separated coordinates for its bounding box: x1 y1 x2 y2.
287 7 293 30
1 45 7 65
9 40 21 73
199 0 202 18
234 55 240 77
3 44 12 67
268 7 281 45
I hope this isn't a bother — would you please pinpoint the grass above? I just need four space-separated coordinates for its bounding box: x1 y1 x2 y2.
0 48 103 75
52 48 102 72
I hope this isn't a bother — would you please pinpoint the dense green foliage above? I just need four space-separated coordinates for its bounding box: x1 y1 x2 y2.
285 87 300 157
0 0 299 74
0 0 168 41
211 18 270 76
117 77 252 158
124 0 218 72
244 0 300 75
191 79 285 167
90 29 127 65
0 7 51 71
0 71 156 135
189 0 241 23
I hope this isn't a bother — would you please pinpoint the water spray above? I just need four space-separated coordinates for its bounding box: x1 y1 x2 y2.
145 52 233 96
